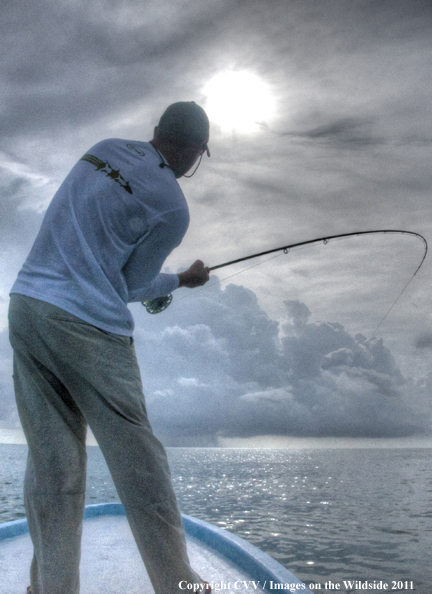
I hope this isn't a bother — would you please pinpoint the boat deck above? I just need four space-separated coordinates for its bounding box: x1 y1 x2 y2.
0 503 312 594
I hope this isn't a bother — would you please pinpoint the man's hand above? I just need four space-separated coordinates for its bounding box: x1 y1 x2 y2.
177 260 210 288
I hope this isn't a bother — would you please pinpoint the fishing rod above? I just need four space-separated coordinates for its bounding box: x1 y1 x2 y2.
142 229 428 322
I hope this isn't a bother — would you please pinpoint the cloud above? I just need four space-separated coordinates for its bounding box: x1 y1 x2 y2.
0 152 57 214
283 299 311 328
0 1 232 139
1 0 431 445
259 117 385 148
128 284 431 445
0 153 47 321
415 332 432 350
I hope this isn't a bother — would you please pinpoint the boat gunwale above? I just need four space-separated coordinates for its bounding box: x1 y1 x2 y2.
0 502 312 593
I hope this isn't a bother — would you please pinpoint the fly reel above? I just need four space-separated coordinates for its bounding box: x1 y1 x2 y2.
142 294 173 314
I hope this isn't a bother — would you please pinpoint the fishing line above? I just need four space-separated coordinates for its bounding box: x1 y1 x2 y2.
208 229 427 272
145 241 328 310
142 229 428 338
368 266 424 340
195 233 382 298
175 250 287 303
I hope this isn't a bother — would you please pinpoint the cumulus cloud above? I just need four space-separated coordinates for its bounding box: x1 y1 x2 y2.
0 276 430 445
414 332 432 350
1 0 431 445
130 284 431 446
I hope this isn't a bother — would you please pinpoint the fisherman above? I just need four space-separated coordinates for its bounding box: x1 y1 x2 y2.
9 101 212 594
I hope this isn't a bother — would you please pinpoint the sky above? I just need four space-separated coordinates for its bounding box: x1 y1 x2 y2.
0 0 431 447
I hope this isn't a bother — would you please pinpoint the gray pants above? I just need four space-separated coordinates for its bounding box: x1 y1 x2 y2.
9 294 202 594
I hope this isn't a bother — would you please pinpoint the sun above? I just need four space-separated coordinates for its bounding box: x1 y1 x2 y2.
203 71 275 133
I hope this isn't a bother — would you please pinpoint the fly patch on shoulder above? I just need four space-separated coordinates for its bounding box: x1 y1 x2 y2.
80 154 133 194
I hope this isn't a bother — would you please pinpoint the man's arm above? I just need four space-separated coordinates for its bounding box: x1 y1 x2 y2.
127 259 210 303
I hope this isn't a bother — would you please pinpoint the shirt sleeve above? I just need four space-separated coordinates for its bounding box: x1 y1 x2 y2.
128 272 179 302
123 208 189 303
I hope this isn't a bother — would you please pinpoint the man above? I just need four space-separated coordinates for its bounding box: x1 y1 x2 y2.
9 101 211 594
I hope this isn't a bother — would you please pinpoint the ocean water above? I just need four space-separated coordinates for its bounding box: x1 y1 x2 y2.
1 445 431 592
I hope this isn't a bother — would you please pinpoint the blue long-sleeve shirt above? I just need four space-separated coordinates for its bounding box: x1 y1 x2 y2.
10 139 189 336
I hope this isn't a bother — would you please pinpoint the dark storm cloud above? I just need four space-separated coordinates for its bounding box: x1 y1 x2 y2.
2 0 430 143
0 1 233 138
130 284 431 446
1 0 431 442
258 118 384 148
415 332 432 350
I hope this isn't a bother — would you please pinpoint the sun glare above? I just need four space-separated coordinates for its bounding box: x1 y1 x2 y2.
203 71 275 133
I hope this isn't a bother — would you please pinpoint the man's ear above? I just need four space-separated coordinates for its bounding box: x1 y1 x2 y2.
152 126 160 142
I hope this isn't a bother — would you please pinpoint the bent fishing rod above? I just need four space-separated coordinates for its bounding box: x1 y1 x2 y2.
142 229 428 323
